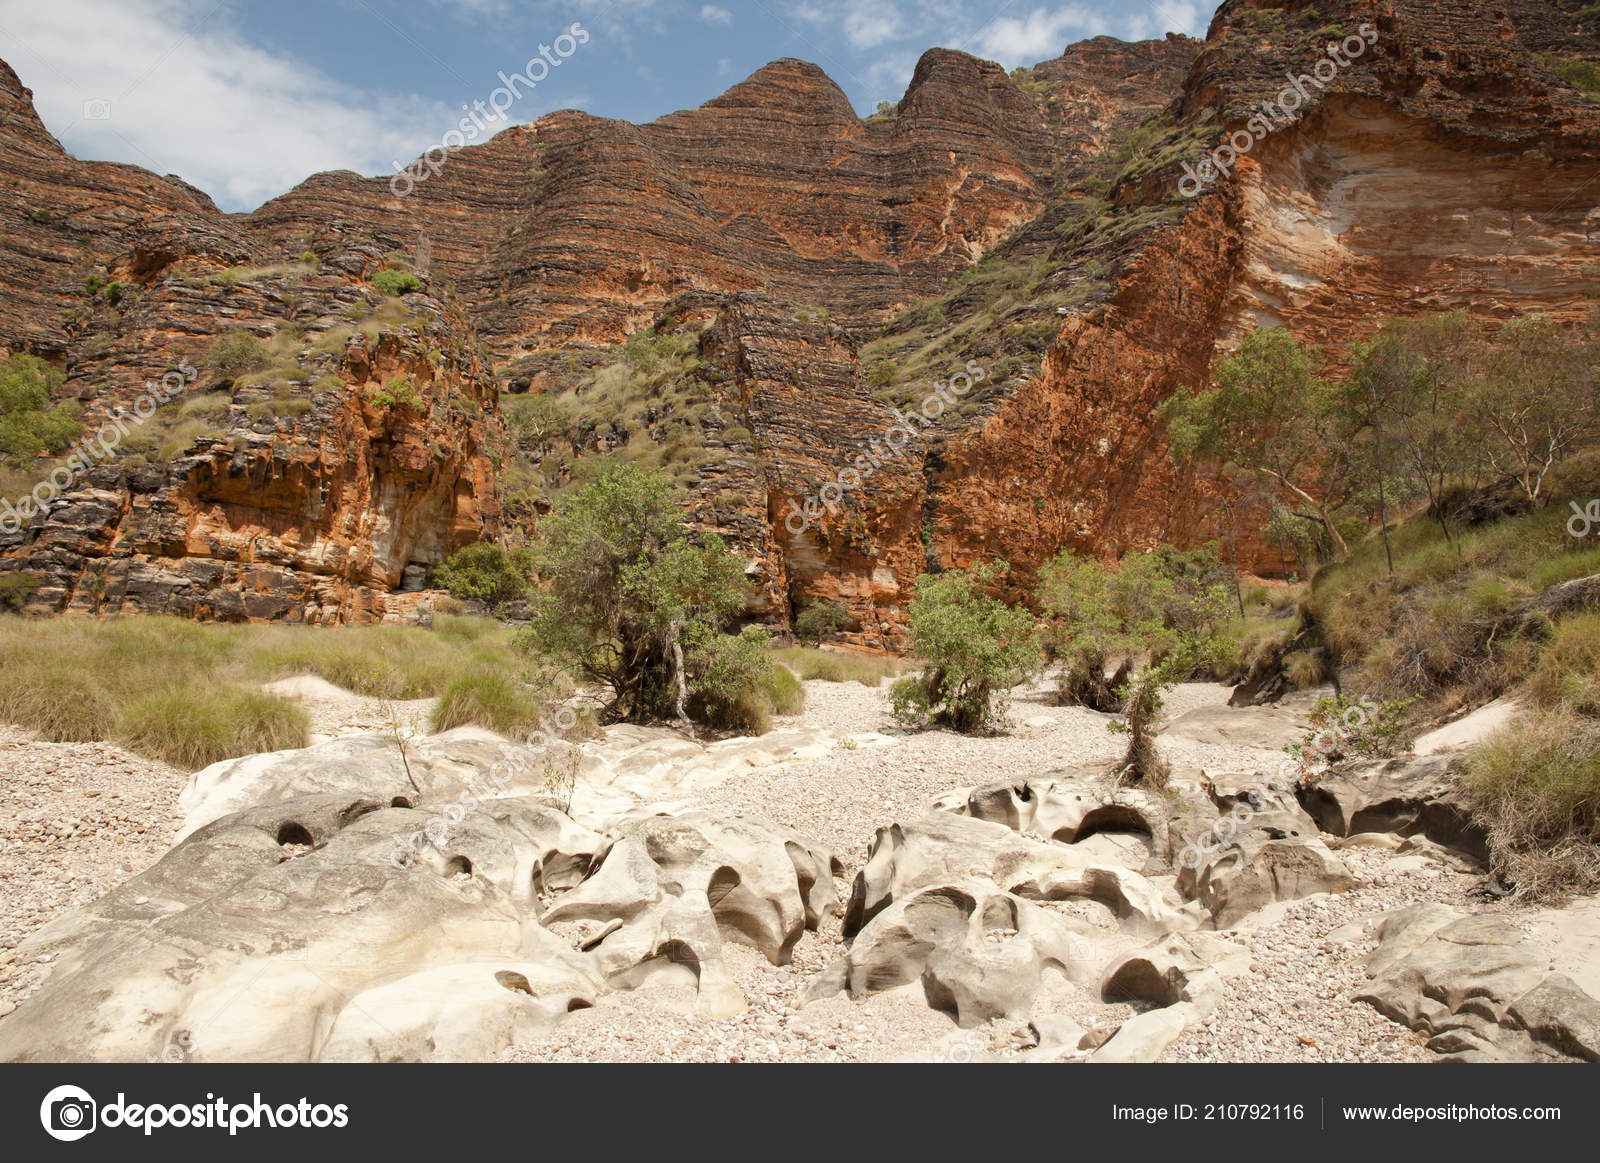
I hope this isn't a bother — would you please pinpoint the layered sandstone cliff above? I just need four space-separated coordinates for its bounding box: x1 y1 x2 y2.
1 1 1597 636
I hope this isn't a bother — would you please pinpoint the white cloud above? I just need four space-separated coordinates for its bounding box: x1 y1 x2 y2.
1152 1 1205 37
966 6 1109 67
842 4 903 49
775 0 1205 70
862 50 920 102
790 4 832 26
1124 2 1205 44
783 1 907 48
0 0 580 212
0 0 1218 213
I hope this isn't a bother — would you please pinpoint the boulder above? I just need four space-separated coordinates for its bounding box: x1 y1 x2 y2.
1297 754 1487 860
578 888 749 1019
0 795 581 1062
845 813 1188 939
1356 905 1600 1062
1086 931 1251 1062
1101 932 1240 1014
1027 1013 1090 1052
178 728 562 841
1090 1004 1201 1063
0 778 832 1058
318 951 605 1062
1163 700 1313 752
181 723 875 843
544 812 840 964
1413 698 1523 756
1173 781 1354 928
1504 975 1600 1062
954 770 1171 863
812 880 1130 1026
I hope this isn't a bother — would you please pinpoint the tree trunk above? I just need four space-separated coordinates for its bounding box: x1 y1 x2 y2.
667 622 689 724
1268 471 1351 560
1371 385 1394 576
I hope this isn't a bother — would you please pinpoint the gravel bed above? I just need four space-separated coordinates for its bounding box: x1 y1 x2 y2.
696 678 1276 866
1162 847 1481 1063
0 726 187 1016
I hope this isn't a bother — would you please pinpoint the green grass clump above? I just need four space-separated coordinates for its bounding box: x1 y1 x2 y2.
1304 501 1590 711
0 617 308 765
430 672 543 739
760 664 806 715
772 645 905 687
501 326 714 508
205 332 270 380
158 417 225 460
0 654 120 743
1555 57 1600 93
1466 711 1600 899
115 686 309 769
1527 544 1600 591
1529 613 1600 715
704 689 773 735
0 614 549 766
246 399 314 422
243 624 487 699
430 613 501 645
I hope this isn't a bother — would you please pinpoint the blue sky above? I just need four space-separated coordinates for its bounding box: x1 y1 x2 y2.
0 0 1213 212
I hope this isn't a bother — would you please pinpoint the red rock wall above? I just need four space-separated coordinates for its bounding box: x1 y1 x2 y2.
3 2 1599 628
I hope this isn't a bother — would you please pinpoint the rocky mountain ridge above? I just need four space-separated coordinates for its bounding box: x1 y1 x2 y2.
1 0 1598 639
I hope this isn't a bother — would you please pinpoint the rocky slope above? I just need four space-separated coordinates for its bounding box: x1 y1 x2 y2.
2 1 1599 631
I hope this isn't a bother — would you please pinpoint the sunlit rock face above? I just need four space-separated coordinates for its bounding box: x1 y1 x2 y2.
2 0 1598 623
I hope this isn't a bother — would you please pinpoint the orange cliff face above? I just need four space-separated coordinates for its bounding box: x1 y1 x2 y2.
0 54 502 623
926 0 1600 601
0 1 1597 632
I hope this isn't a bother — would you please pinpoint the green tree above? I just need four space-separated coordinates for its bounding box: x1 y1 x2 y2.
1261 502 1314 581
1038 544 1233 714
1036 552 1129 710
518 464 759 725
1350 312 1481 549
1470 313 1599 507
507 392 570 442
1342 311 1597 543
1160 328 1359 560
0 355 77 466
890 562 1038 734
431 543 533 605
794 599 851 643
